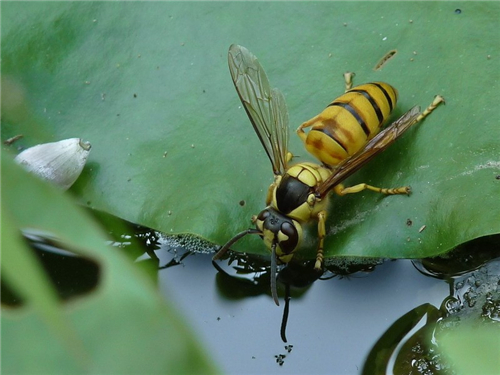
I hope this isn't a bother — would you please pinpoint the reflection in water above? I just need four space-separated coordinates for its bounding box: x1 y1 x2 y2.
363 235 500 374
156 232 500 366
412 235 500 279
14 210 497 374
211 247 388 342
1 230 101 307
101 222 500 373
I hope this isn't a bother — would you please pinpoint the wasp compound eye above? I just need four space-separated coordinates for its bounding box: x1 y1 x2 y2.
258 209 271 221
278 221 299 254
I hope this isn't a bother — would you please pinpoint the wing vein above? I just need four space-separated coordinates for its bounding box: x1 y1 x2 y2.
228 44 290 175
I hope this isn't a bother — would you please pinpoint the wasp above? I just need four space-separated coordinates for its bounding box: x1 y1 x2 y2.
213 44 444 306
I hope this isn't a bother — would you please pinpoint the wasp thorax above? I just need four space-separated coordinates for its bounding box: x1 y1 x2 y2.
254 208 303 262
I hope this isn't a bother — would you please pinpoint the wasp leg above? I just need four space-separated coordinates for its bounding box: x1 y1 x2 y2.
265 183 275 206
314 210 327 270
415 95 445 123
334 183 410 196
297 114 322 142
343 72 355 92
266 175 282 206
297 72 357 139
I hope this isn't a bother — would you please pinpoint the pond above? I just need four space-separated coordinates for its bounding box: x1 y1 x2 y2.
5 217 499 374
152 233 499 374
161 253 444 373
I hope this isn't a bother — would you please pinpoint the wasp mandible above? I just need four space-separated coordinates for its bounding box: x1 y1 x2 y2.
213 44 444 305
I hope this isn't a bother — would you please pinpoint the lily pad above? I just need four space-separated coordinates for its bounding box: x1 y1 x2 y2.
1 2 499 261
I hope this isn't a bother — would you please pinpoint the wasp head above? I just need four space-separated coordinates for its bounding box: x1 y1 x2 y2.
253 208 303 263
212 208 303 307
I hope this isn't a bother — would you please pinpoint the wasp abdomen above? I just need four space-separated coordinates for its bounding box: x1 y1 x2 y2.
299 82 398 166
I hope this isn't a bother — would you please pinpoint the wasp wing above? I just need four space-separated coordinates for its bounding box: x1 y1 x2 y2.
228 44 289 175
316 106 422 197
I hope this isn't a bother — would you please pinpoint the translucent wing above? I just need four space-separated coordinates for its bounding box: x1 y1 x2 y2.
228 44 289 175
316 106 422 197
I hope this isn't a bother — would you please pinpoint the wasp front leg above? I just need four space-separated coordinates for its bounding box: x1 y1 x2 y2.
334 183 410 196
266 175 282 206
314 210 327 271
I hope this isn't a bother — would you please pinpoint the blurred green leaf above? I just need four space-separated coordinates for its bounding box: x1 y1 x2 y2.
362 303 440 375
1 206 82 361
439 324 500 375
1 153 217 374
1 2 499 262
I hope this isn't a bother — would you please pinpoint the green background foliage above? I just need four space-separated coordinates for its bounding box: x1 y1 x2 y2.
2 3 499 373
439 324 500 375
1 154 217 373
2 2 499 259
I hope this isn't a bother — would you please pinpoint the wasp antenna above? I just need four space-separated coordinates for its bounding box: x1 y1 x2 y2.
271 243 280 306
212 228 261 261
280 283 291 343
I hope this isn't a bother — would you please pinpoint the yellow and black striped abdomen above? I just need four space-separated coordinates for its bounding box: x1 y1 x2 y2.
299 82 398 166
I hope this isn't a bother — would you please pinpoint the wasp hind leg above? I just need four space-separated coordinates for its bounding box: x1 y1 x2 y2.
297 72 358 140
343 72 355 92
415 95 445 123
298 73 358 140
334 95 445 197
297 114 321 142
314 210 327 271
334 183 410 196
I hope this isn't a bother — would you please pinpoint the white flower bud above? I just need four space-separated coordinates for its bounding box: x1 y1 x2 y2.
15 138 91 190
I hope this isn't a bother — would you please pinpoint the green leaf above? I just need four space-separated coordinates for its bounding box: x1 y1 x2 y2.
2 2 499 261
362 303 440 375
439 324 500 375
1 207 83 361
1 154 217 374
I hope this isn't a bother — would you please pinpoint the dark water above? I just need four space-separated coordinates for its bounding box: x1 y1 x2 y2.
8 221 498 375
156 247 448 374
